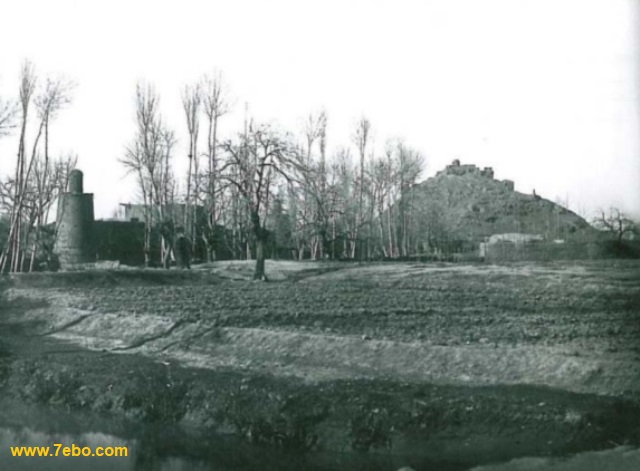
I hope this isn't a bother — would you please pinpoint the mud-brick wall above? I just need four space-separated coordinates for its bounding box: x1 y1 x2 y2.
485 240 640 262
93 220 146 266
55 193 95 268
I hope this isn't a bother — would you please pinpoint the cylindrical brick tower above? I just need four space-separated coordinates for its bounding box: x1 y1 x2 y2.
55 169 94 269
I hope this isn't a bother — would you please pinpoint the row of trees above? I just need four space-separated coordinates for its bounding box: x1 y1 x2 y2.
275 118 425 262
0 63 429 277
122 75 426 279
8 63 631 278
0 61 77 273
124 74 640 279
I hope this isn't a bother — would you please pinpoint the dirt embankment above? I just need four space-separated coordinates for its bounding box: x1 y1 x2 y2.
1 261 640 469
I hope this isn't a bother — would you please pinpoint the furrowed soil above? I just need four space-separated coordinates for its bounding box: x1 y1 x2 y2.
1 260 639 470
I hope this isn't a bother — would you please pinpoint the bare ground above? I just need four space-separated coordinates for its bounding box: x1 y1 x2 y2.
5 259 639 394
1 259 639 470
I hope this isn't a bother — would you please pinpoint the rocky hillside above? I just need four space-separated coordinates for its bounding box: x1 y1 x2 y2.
407 161 597 245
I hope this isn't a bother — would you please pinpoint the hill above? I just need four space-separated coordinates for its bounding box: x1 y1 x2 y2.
406 160 598 248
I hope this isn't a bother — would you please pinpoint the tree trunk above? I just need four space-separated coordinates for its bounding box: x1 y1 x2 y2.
387 197 395 258
29 240 37 272
185 153 193 233
331 217 336 260
254 236 266 280
204 235 214 263
251 210 268 281
319 230 325 260
379 210 388 258
161 237 172 269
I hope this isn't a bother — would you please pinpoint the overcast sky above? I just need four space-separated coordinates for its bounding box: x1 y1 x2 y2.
0 0 638 220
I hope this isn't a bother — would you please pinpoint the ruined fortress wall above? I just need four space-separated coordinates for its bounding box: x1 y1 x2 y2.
436 161 516 192
55 193 95 268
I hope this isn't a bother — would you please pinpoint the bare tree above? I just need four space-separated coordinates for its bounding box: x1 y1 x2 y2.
302 112 331 260
181 84 201 246
0 95 16 139
23 77 75 270
332 147 356 259
221 122 298 279
321 151 347 260
395 141 424 256
1 62 74 272
383 143 399 257
302 111 330 260
0 62 36 272
27 152 77 270
121 82 174 267
593 208 637 243
368 150 394 258
351 117 371 258
156 128 177 267
201 71 229 261
288 111 328 260
36 77 74 163
315 111 329 259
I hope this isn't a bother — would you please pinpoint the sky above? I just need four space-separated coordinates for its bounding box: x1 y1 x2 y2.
0 0 638 220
